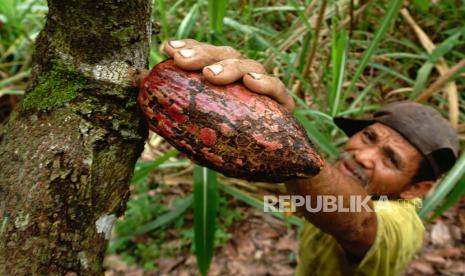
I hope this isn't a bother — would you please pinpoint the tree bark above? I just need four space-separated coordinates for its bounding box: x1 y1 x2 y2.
0 0 152 274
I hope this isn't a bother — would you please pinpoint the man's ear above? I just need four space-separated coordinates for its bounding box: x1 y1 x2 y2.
400 181 434 199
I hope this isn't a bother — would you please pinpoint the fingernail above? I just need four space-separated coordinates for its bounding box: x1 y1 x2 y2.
206 64 223 75
248 72 262 80
169 40 186 48
179 48 196 58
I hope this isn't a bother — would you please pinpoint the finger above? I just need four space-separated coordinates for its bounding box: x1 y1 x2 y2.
173 45 242 70
162 39 201 57
164 41 242 71
243 73 295 112
202 59 267 85
171 45 224 70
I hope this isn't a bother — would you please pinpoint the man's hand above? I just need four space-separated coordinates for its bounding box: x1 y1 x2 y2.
162 39 295 112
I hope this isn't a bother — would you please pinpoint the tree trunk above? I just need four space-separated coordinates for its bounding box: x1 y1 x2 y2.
0 0 152 274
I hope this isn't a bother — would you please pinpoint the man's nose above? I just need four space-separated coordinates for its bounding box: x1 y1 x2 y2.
354 147 375 169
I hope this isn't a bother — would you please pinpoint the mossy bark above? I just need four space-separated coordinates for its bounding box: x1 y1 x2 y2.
0 0 152 274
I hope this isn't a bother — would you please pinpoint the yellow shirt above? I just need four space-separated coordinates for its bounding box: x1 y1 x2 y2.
296 198 424 276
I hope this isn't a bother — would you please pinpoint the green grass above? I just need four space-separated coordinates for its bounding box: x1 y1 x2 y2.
193 166 218 276
108 177 241 271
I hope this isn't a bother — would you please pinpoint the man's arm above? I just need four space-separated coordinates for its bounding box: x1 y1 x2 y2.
286 160 377 258
160 39 377 257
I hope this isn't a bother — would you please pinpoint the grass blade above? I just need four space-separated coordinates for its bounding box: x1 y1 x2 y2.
431 177 465 220
348 73 386 114
412 0 430 11
155 0 169 40
330 26 348 116
176 3 200 39
215 0 228 33
223 17 275 37
149 48 165 67
346 0 404 95
410 62 434 99
193 166 218 276
207 0 217 31
208 0 227 34
410 27 464 99
218 182 304 228
252 5 304 16
0 69 30 87
419 151 465 219
0 89 24 96
294 111 339 159
167 0 186 15
133 195 193 235
428 28 464 62
367 62 415 85
131 149 179 183
415 57 465 102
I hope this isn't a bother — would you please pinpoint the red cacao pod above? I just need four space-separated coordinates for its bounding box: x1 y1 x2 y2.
138 59 323 182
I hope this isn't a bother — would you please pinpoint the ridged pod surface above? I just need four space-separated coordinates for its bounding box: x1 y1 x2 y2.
138 59 323 182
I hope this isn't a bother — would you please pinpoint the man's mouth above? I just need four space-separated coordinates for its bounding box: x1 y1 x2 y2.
339 155 369 187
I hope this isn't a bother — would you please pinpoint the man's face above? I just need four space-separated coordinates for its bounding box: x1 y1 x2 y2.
334 123 423 196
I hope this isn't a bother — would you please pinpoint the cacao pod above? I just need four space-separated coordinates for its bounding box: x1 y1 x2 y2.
138 59 323 182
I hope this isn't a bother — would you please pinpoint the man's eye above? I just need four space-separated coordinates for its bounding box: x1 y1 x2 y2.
363 130 374 142
387 156 398 169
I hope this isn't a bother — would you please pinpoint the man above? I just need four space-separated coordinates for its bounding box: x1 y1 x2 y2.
162 39 460 275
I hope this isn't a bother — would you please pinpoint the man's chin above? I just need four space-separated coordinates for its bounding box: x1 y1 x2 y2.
335 161 369 188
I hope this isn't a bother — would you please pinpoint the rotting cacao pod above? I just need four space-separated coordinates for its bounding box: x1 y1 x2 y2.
138 59 323 182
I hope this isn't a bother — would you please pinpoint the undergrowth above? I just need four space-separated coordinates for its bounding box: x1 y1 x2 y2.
108 178 242 271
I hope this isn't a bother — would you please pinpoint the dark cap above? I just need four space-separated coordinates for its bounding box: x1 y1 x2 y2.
334 101 459 179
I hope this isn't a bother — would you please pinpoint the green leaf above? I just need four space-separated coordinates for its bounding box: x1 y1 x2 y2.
330 26 348 116
346 0 404 95
410 62 434 99
223 17 276 37
412 0 430 11
348 73 386 114
167 0 186 15
0 89 24 96
208 0 228 34
155 0 169 40
0 0 16 25
294 111 339 159
410 20 464 100
431 177 465 220
193 166 218 276
428 27 464 62
367 62 415 85
252 5 304 16
216 0 228 33
207 0 217 31
149 49 165 67
133 195 193 235
419 151 465 219
288 0 312 31
0 69 30 87
176 3 200 39
131 149 179 184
